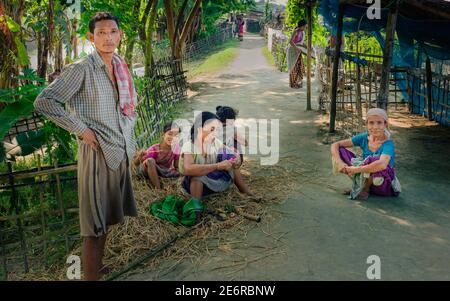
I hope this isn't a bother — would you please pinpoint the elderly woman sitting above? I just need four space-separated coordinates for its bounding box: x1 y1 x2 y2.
330 108 401 200
179 111 253 200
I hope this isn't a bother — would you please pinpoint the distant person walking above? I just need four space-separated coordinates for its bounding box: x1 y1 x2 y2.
238 16 245 41
287 20 307 88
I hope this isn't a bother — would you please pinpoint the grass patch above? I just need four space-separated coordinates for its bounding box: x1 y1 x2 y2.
262 46 276 67
187 39 239 80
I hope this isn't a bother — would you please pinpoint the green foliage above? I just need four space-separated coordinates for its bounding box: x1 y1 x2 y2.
273 40 288 72
0 69 77 165
0 70 45 158
285 0 327 48
201 0 256 36
79 0 141 39
14 129 46 157
262 46 275 67
344 32 383 55
187 39 239 79
263 0 273 23
23 0 76 64
42 120 78 164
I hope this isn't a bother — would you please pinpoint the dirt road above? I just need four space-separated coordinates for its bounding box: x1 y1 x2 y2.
127 34 450 280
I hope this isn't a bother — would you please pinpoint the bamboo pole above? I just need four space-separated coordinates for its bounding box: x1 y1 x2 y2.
376 0 399 110
0 224 7 280
37 154 48 267
7 162 29 273
0 164 77 183
53 157 69 253
306 1 313 111
329 2 344 133
426 56 433 121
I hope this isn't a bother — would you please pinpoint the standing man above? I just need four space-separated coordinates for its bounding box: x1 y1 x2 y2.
34 12 138 281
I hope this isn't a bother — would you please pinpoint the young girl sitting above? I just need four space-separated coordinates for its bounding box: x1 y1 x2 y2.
330 108 401 200
215 105 248 164
133 122 181 189
179 111 254 199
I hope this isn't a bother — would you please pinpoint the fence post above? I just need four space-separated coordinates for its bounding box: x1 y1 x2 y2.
53 156 69 253
329 2 344 133
426 56 433 121
306 1 313 111
7 162 29 273
376 0 399 110
37 154 48 267
0 220 7 280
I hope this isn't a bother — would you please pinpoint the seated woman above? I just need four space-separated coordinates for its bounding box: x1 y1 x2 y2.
179 111 254 200
330 108 401 200
133 122 180 189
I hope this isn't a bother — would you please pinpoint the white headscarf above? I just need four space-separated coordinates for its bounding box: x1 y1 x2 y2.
366 108 391 138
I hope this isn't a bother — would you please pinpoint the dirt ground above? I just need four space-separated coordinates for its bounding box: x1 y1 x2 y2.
126 34 450 280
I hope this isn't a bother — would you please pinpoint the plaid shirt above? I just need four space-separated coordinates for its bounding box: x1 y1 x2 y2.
34 50 137 171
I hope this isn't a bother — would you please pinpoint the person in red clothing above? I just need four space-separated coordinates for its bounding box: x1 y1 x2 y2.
133 122 181 189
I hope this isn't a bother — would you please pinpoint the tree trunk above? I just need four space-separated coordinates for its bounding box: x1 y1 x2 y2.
124 0 142 71
125 38 136 71
376 0 399 110
173 0 189 55
38 0 55 80
72 19 78 60
176 0 202 59
0 0 25 89
37 31 42 71
144 0 158 77
164 0 176 57
55 37 63 71
329 3 344 133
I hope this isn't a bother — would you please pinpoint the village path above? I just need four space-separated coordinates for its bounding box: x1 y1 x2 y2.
127 33 450 280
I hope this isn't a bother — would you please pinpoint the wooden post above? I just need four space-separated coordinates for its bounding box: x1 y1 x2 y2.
356 61 363 127
0 221 7 280
37 155 48 267
54 157 69 253
7 162 29 273
376 0 399 110
329 2 344 133
306 1 313 111
426 56 433 121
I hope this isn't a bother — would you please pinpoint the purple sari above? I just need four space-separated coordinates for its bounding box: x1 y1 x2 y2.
339 147 400 197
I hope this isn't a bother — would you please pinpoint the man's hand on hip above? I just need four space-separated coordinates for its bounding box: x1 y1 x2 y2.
81 128 99 150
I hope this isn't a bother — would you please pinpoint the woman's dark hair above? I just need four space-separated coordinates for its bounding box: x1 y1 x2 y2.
216 106 238 123
89 12 119 33
297 20 307 28
162 121 180 134
190 112 220 141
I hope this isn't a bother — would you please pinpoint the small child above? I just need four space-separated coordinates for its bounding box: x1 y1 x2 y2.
215 105 248 164
133 122 181 189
